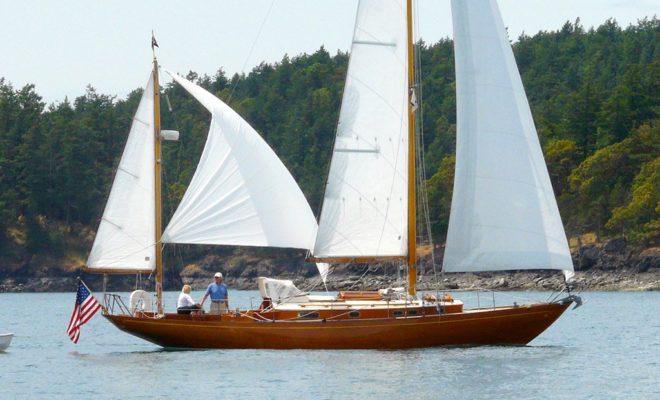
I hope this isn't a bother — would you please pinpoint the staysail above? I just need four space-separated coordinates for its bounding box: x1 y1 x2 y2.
86 73 156 272
313 0 409 260
161 71 318 251
443 0 574 279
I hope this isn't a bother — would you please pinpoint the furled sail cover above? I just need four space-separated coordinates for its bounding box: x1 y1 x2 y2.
443 0 574 280
257 277 306 304
161 71 318 250
86 73 156 272
313 0 409 259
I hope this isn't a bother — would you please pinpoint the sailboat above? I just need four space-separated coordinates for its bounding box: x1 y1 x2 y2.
91 0 580 349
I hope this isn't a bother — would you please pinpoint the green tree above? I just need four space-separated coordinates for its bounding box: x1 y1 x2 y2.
597 63 657 146
544 139 581 195
2 16 660 264
567 123 658 234
605 133 659 243
426 155 455 240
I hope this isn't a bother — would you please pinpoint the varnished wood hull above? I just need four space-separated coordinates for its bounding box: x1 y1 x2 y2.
104 301 572 349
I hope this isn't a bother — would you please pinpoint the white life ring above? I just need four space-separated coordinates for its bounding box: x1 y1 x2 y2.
129 290 153 313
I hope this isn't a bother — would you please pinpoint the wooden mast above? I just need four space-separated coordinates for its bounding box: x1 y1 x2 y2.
406 0 417 296
152 37 164 315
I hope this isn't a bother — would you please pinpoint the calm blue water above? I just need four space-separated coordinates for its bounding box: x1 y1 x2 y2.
1 290 658 399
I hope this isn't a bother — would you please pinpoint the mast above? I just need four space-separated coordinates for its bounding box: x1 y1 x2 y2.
152 40 164 315
406 0 417 296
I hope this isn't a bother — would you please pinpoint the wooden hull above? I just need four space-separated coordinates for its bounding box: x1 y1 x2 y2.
104 301 572 349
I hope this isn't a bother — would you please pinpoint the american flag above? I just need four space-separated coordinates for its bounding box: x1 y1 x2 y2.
67 280 103 343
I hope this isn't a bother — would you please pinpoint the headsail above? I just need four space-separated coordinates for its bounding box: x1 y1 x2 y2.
313 0 409 260
86 73 156 273
443 0 574 280
161 71 318 251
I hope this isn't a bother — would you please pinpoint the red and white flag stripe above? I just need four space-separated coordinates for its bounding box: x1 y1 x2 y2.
67 280 103 344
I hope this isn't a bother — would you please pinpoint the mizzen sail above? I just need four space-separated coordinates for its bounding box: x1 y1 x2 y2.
443 0 574 279
86 73 156 272
313 0 409 260
161 71 318 250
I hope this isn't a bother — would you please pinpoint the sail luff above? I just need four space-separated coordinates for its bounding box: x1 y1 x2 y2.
443 0 574 279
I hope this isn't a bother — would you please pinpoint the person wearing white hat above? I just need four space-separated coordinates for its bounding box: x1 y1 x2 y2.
200 272 229 315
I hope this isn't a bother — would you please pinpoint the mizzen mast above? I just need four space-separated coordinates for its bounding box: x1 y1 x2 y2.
151 33 164 315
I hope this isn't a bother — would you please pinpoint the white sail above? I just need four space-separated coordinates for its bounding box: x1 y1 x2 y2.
316 262 330 285
161 71 318 250
443 0 574 279
86 73 156 272
313 0 409 259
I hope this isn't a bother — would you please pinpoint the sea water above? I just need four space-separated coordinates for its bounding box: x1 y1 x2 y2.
0 290 658 399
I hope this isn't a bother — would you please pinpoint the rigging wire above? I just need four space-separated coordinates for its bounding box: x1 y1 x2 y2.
412 0 442 295
347 264 381 291
158 81 188 291
225 0 276 106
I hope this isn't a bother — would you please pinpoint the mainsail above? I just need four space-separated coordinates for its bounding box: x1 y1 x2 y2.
86 73 156 272
443 0 574 279
313 0 409 259
161 71 318 251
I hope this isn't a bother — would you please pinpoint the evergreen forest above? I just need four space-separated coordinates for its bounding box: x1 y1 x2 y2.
0 18 658 273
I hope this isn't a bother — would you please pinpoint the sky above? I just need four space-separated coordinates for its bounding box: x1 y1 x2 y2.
1 0 657 105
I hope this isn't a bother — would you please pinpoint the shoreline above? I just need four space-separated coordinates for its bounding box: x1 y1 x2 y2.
1 237 657 293
1 270 658 293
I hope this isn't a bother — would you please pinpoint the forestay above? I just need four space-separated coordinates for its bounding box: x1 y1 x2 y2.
313 0 409 259
443 0 574 279
86 73 156 272
161 71 318 251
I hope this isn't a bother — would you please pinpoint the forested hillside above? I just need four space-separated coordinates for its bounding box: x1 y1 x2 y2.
0 18 657 273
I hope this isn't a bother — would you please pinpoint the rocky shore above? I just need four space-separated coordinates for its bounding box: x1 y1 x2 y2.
1 269 658 294
0 239 658 293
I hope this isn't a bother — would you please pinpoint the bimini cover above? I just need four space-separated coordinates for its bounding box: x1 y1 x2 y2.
257 277 307 304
